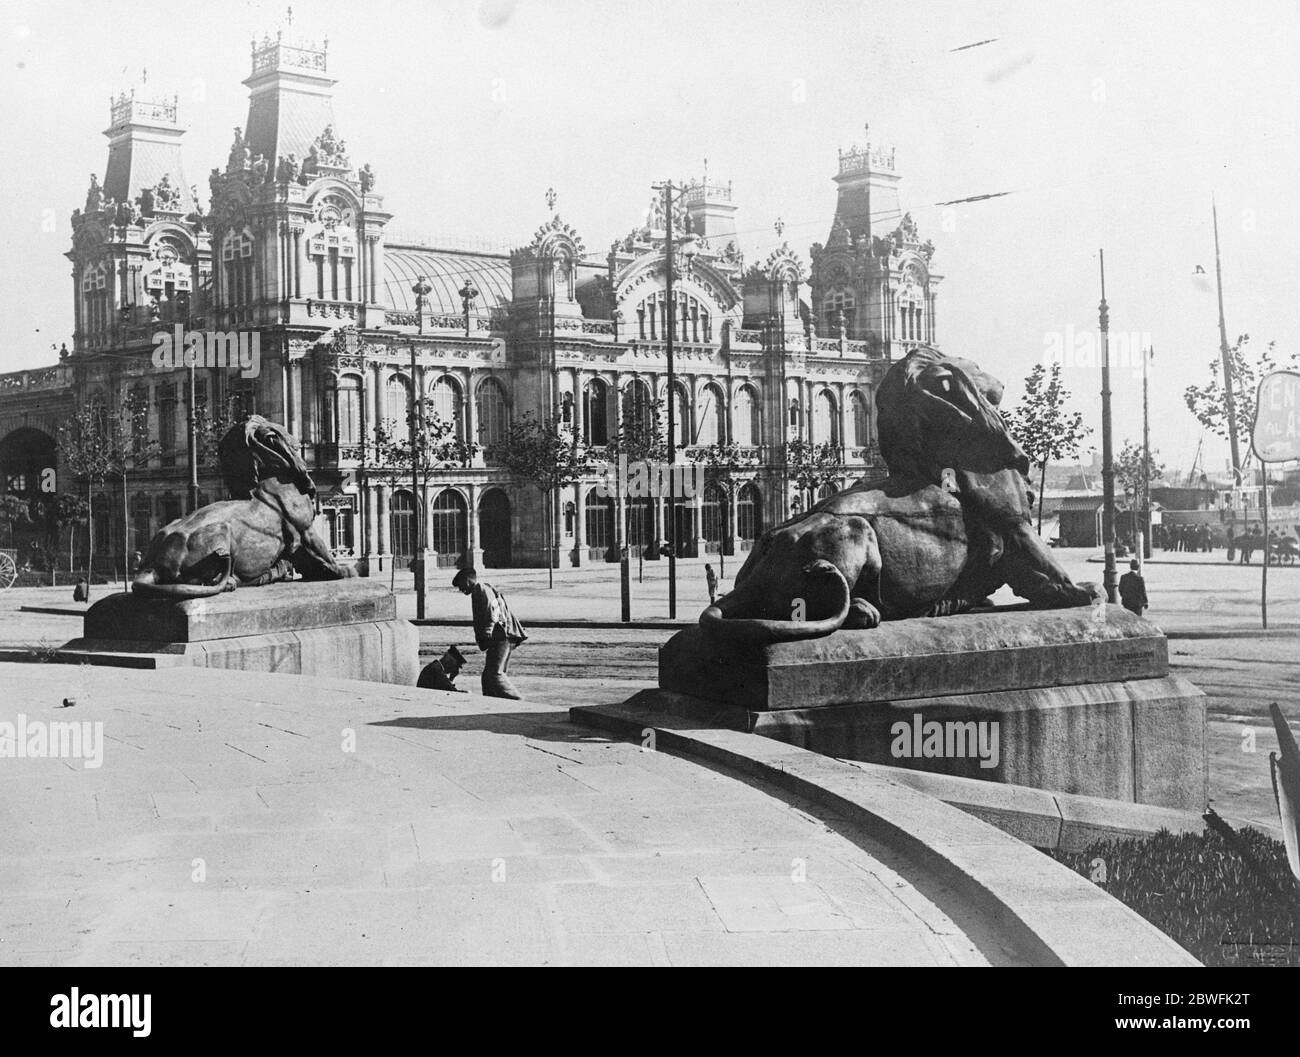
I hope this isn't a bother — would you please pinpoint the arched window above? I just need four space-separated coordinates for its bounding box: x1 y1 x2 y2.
130 494 152 553
736 482 762 542
338 375 362 445
733 385 760 447
385 374 411 433
390 490 416 561
671 383 690 447
812 391 839 446
817 482 839 500
788 398 800 431
626 496 653 550
476 378 508 450
622 379 653 439
851 390 872 448
584 379 608 446
430 376 463 438
695 384 724 447
584 488 614 554
430 488 467 560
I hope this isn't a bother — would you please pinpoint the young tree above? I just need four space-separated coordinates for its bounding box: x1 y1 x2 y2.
57 407 115 584
489 410 595 588
688 440 757 578
1184 335 1300 482
1005 361 1091 533
372 399 480 564
42 493 89 583
784 438 841 513
607 396 667 571
1115 439 1166 497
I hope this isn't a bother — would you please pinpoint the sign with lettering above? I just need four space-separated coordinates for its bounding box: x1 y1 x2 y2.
1252 370 1300 463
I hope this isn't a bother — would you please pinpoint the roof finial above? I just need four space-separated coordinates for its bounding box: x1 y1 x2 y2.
287 5 294 27
545 186 556 213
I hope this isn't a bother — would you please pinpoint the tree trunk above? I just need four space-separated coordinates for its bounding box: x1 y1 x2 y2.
546 488 554 589
1037 462 1048 535
121 469 129 590
86 479 94 588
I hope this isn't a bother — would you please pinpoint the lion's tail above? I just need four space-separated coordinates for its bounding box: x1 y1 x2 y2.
132 548 234 599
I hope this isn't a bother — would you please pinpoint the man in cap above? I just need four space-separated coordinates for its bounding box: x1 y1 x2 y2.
417 645 468 693
453 567 527 699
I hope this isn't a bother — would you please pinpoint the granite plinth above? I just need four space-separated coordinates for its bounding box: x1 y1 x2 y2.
648 606 1206 810
83 581 397 642
659 606 1167 711
59 581 417 685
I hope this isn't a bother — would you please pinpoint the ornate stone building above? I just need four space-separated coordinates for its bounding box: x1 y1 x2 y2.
0 28 944 575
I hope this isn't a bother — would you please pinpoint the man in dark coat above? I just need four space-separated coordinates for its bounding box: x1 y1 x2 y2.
453 567 527 699
1118 559 1148 616
417 645 468 693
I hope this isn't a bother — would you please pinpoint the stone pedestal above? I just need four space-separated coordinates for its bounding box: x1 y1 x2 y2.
57 580 418 685
652 607 1207 810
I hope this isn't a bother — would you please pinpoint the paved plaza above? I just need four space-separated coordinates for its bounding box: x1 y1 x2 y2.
0 663 1019 967
0 549 1295 965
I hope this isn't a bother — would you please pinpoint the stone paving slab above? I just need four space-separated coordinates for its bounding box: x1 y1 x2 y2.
0 662 1020 966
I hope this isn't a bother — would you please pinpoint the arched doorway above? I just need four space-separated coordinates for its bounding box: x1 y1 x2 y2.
390 489 416 564
736 482 762 550
0 426 57 571
430 488 467 567
480 489 512 568
584 488 614 561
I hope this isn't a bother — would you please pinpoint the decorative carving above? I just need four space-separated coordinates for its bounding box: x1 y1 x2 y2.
227 127 251 173
310 124 350 170
85 174 104 213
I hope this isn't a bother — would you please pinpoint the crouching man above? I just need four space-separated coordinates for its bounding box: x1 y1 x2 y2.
417 645 469 693
452 567 528 700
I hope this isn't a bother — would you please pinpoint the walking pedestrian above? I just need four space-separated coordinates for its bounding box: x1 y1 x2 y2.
453 567 527 700
705 563 718 604
1118 559 1148 617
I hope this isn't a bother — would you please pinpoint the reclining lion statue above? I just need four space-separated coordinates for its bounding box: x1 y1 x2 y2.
132 415 353 599
702 347 1097 641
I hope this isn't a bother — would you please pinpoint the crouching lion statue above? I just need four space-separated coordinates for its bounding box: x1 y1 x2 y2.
702 347 1098 641
132 415 353 598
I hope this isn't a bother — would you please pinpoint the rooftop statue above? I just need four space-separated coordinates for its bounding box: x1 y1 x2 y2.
700 348 1097 641
132 416 353 599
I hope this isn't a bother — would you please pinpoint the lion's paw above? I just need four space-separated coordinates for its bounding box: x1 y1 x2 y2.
844 597 882 629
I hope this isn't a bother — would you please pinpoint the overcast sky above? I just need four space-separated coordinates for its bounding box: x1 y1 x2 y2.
2 0 1297 474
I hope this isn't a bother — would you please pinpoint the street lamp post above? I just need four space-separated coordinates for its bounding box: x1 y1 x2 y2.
411 276 432 620
1098 250 1118 604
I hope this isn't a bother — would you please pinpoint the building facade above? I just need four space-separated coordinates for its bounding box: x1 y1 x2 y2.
0 27 944 575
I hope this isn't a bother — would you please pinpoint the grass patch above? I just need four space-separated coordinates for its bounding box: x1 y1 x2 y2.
1049 827 1300 966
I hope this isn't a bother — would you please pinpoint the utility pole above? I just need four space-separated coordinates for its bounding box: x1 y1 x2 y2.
654 180 680 620
1099 250 1117 604
1141 345 1152 566
187 358 199 513
411 276 431 620
1212 198 1242 483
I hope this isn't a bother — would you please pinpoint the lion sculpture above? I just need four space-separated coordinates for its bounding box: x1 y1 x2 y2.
701 347 1097 641
132 416 353 598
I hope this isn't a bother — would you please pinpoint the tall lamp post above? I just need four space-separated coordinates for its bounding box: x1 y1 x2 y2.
411 276 432 620
651 179 700 620
1098 250 1118 604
